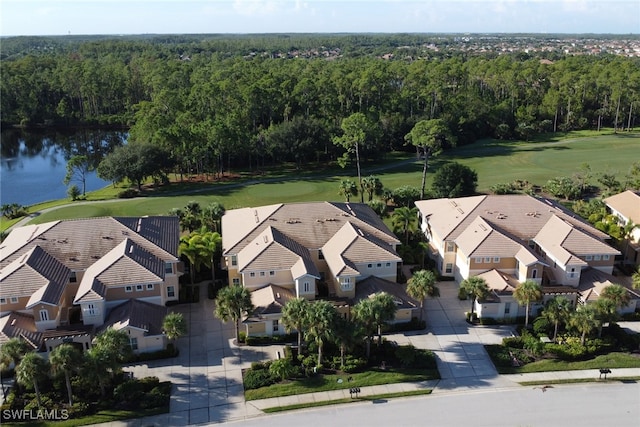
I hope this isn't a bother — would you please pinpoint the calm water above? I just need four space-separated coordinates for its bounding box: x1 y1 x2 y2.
0 128 126 207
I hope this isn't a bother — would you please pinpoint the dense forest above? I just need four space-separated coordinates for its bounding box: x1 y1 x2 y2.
1 34 639 175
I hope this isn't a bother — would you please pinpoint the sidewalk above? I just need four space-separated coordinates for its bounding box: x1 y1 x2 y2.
248 368 640 412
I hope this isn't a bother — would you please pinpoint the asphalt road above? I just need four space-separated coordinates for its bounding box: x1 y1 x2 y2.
221 381 640 427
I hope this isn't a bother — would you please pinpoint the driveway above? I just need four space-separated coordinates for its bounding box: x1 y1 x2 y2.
387 281 519 392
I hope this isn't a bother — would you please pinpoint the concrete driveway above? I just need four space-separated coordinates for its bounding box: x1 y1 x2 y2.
387 281 518 391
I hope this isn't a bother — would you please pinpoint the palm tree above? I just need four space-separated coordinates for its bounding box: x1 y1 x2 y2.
198 229 222 282
202 201 226 232
162 312 188 345
304 300 337 368
406 269 440 321
0 338 31 399
93 328 132 374
569 305 598 345
214 284 254 343
353 292 397 358
16 352 49 408
600 283 631 310
82 347 111 397
362 175 384 202
49 344 82 405
281 297 311 353
542 296 572 343
513 279 543 328
352 297 377 359
332 316 360 369
180 229 218 284
592 298 618 337
391 206 418 246
338 179 358 202
460 276 490 318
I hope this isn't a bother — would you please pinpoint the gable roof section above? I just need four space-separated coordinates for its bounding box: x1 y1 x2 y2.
246 284 295 320
0 312 42 349
477 269 518 295
0 246 70 307
238 227 319 279
0 217 179 271
577 268 640 303
455 216 523 258
74 238 165 304
604 190 640 224
99 299 167 335
223 202 400 256
534 216 618 266
415 195 486 240
353 276 418 310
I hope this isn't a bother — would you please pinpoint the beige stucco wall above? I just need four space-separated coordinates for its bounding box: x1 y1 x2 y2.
242 270 293 289
31 304 60 332
107 284 162 301
246 322 266 336
43 335 92 353
355 261 397 282
124 327 166 353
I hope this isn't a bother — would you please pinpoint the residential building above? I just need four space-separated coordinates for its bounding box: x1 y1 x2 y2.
0 216 182 354
604 190 640 265
221 202 415 336
416 195 636 318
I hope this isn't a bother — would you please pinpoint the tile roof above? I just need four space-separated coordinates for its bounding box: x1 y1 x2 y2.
246 284 295 320
578 268 640 303
604 190 640 224
0 246 70 308
0 216 180 271
0 312 41 349
74 239 165 304
322 222 401 277
99 299 167 335
222 202 400 256
238 227 319 279
353 276 418 310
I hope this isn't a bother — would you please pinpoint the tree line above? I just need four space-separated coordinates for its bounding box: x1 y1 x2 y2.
2 36 639 178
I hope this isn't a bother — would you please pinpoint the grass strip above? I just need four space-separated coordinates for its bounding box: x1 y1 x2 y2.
262 389 433 413
0 406 169 427
518 377 640 386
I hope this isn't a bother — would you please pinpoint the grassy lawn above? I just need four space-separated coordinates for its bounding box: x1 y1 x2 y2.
1 407 169 427
518 377 640 386
262 389 433 413
6 131 640 229
244 368 439 401
486 348 640 374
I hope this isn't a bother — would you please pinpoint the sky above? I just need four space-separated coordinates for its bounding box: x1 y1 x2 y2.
1 0 638 37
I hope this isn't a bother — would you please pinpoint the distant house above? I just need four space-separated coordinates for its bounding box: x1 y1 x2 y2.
221 202 414 336
0 216 182 354
416 195 636 319
604 190 640 265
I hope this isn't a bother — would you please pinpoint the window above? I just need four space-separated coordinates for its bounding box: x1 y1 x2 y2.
318 250 324 260
385 262 391 267
569 267 576 278
167 286 176 298
231 256 237 266
232 278 240 285
376 263 382 268
10 297 18 304
476 257 483 264
0 298 5 304
125 286 133 293
164 262 173 274
504 303 511 315
340 277 352 291
130 337 138 351
585 255 593 261
250 272 256 277
532 269 538 279
86 304 97 316
493 257 500 263
136 284 143 291
594 255 601 261
39 309 49 321
260 271 265 277
272 320 279 332
445 263 453 274
367 263 373 268
269 271 275 276
484 257 491 263
303 282 310 293
446 241 455 252
603 255 610 261
146 284 154 290
69 272 77 283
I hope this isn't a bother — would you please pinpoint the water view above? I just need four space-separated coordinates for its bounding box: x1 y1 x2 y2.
0 128 126 207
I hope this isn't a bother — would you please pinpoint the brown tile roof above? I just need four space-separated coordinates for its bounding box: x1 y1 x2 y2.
322 222 401 278
99 299 167 335
578 268 640 303
0 216 180 271
0 312 41 349
0 246 70 308
222 202 400 256
604 190 640 224
238 227 319 278
246 285 295 320
353 276 418 310
74 239 165 304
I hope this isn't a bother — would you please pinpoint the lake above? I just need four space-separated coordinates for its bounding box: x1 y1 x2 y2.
0 128 127 207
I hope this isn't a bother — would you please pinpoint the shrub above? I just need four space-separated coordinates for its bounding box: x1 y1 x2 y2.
138 376 160 392
68 184 82 201
114 380 144 403
384 317 426 332
69 401 91 417
490 182 517 195
458 287 468 300
395 345 417 367
117 188 139 198
269 358 297 381
245 333 297 346
533 316 552 337
238 331 247 344
243 368 277 390
479 317 498 325
336 355 367 373
503 336 525 349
